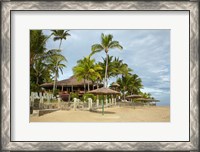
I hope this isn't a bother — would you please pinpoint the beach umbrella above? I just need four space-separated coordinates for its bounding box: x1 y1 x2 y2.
88 87 120 115
111 82 120 87
126 94 142 98
88 87 120 95
126 94 142 103
135 98 160 102
110 82 120 91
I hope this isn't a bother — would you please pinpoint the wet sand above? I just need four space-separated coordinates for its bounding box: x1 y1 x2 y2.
30 106 170 122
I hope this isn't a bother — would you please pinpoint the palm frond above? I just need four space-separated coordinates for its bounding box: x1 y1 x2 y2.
109 41 123 50
53 37 61 41
91 44 104 52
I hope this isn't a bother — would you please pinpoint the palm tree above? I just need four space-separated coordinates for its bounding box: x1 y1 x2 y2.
30 30 64 65
48 54 67 94
98 55 117 80
73 56 103 92
112 57 133 78
127 74 143 95
30 30 57 92
91 33 123 87
140 92 152 99
30 30 47 67
33 59 47 85
117 74 133 99
51 30 71 49
117 74 143 99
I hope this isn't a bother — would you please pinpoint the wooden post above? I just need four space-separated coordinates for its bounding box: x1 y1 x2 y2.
102 96 104 115
71 85 73 92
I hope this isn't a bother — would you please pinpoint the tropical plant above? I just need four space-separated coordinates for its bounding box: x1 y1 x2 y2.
73 56 103 92
117 74 143 99
30 30 47 67
48 54 67 94
98 55 116 79
70 92 79 100
91 33 123 87
33 59 47 85
140 92 152 99
30 30 56 92
83 93 96 102
127 74 143 95
51 30 71 49
112 57 133 78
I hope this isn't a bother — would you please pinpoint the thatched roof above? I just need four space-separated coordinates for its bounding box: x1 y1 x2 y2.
126 94 142 98
40 82 54 87
58 76 93 86
40 75 95 87
135 98 160 102
110 82 120 87
88 87 120 95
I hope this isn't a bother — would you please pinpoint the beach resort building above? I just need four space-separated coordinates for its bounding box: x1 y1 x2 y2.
40 75 103 94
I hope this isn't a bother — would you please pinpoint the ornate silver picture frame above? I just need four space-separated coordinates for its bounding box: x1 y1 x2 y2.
1 1 199 151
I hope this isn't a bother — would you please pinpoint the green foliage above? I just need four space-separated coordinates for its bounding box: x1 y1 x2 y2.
117 73 143 99
30 30 70 95
91 33 123 87
83 93 96 102
30 30 47 62
30 82 40 92
140 92 152 99
30 30 53 93
98 95 105 101
51 30 71 49
73 56 103 92
98 56 133 80
53 89 60 96
70 92 79 100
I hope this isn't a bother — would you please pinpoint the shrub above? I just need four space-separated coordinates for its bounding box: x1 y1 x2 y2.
83 93 96 102
70 92 79 100
98 95 111 101
53 89 60 96
30 83 40 92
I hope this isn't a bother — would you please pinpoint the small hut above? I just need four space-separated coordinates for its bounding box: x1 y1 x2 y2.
135 98 159 105
88 87 120 115
110 82 120 91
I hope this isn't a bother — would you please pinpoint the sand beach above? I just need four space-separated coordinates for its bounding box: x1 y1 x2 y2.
30 106 170 122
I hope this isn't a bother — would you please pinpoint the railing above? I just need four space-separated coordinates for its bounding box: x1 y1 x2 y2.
30 95 156 116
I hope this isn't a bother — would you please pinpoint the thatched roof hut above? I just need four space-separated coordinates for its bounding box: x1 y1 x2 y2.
58 76 93 87
40 76 103 92
126 94 142 98
110 82 120 87
40 76 93 87
135 98 159 102
88 87 120 95
40 82 54 87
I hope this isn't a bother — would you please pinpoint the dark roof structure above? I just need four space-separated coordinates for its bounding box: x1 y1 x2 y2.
40 75 96 87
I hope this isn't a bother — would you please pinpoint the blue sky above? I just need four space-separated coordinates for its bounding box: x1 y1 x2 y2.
43 30 170 106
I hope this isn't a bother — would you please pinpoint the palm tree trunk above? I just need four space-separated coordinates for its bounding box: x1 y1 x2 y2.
97 80 99 89
53 73 57 95
104 52 109 88
123 86 126 100
84 78 86 93
36 76 39 85
59 39 62 50
88 81 90 91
